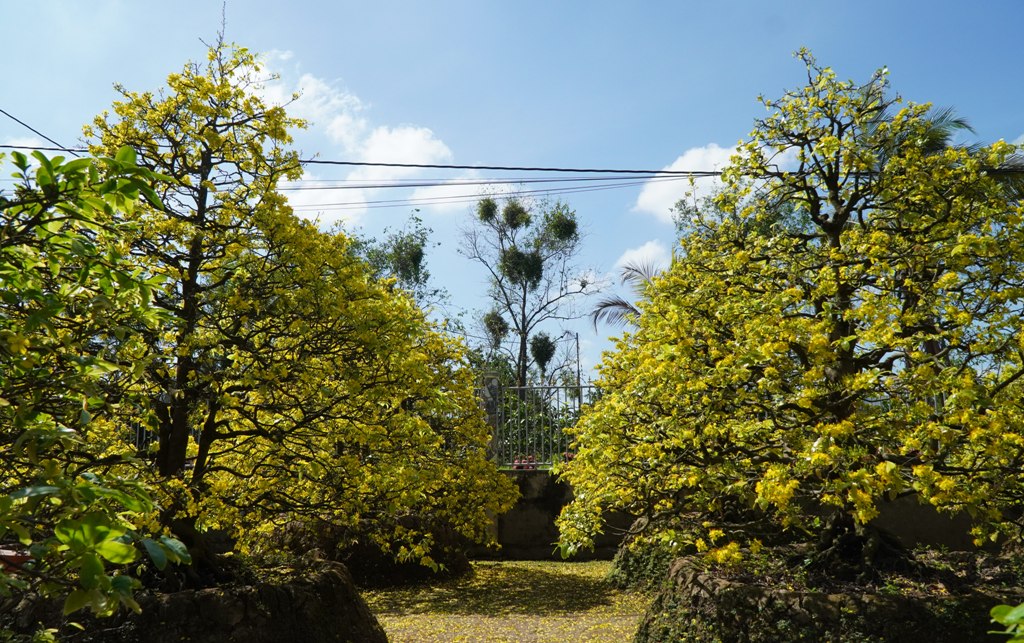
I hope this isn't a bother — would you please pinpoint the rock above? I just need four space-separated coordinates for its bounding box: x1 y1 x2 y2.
128 562 386 643
2 562 388 643
635 557 1022 643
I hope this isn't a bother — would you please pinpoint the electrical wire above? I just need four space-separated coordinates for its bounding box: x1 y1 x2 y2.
0 111 80 157
300 158 720 176
288 175 690 211
277 174 668 191
0 113 712 211
0 142 722 179
0 141 715 211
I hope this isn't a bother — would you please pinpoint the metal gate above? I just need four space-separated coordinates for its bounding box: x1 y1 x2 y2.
479 378 597 469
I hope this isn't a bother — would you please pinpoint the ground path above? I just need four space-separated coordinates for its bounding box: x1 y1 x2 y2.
361 560 652 643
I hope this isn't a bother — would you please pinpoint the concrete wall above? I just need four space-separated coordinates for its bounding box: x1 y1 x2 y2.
472 472 982 561
473 470 630 560
872 494 987 551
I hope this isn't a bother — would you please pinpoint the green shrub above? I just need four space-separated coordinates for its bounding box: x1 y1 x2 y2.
608 534 688 591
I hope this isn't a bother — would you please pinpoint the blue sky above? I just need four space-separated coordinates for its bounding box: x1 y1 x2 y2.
3 1 1023 377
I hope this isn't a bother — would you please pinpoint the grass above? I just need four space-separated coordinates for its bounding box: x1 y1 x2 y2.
361 560 653 643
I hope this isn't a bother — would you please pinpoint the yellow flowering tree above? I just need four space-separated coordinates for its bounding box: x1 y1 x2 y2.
84 40 515 570
559 52 1024 570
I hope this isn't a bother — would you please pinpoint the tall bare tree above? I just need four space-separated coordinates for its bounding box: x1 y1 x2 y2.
461 197 594 386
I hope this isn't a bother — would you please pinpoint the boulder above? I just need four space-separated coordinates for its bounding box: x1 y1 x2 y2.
636 557 1022 643
7 562 387 643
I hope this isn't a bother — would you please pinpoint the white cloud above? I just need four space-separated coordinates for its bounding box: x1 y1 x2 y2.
408 171 483 214
291 73 368 152
259 59 369 154
324 111 368 153
341 125 455 219
259 53 464 223
613 240 671 273
3 136 45 149
1014 133 1024 145
356 125 451 171
633 143 735 224
284 125 456 225
282 169 366 227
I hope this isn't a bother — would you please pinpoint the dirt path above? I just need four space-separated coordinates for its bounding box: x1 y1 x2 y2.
361 560 652 643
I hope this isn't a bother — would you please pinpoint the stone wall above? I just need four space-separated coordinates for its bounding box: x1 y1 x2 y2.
475 470 630 560
872 493 984 551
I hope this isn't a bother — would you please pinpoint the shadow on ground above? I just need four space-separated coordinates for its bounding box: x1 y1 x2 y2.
364 561 619 616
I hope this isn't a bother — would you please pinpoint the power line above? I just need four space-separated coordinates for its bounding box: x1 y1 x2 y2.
0 173 691 187
277 174 670 191
0 143 721 178
0 111 80 158
289 176 688 212
0 143 705 212
301 157 720 176
0 144 85 153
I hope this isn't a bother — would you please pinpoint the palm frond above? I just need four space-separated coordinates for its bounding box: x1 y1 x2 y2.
920 106 975 155
590 295 641 330
590 259 664 330
993 152 1024 201
618 260 660 289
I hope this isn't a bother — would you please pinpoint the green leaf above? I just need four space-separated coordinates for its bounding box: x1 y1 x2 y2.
10 522 32 546
111 575 141 612
78 553 105 589
95 539 137 564
63 589 92 615
91 486 152 513
86 358 121 376
160 536 191 565
61 158 92 176
141 538 167 570
11 150 28 170
114 146 137 166
33 152 55 186
138 183 163 209
41 217 65 235
993 603 1024 625
55 512 125 550
10 485 60 500
110 574 136 593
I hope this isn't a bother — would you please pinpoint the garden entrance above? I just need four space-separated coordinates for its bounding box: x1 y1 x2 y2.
478 376 597 469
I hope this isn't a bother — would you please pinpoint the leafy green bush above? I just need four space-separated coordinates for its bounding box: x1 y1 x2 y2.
1 149 189 624
608 535 686 591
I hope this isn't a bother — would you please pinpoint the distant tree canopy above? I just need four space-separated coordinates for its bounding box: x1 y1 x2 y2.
462 196 593 386
559 51 1024 565
352 213 449 308
1 40 516 623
